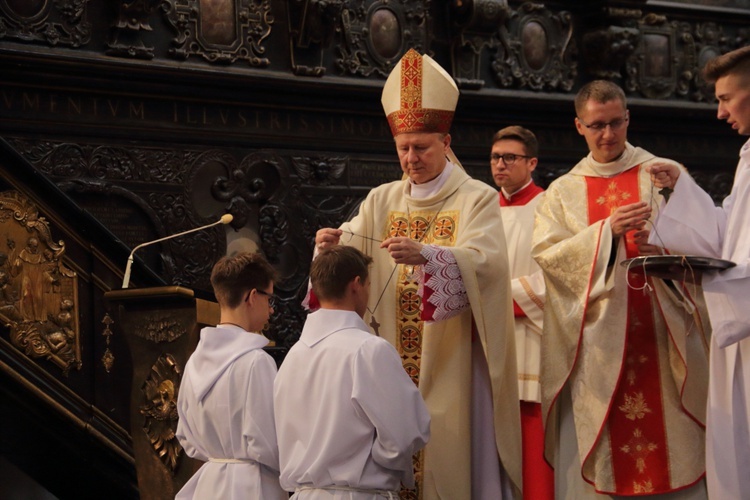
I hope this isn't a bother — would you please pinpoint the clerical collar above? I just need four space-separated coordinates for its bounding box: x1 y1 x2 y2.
501 179 534 201
500 180 544 207
410 161 454 199
586 143 636 177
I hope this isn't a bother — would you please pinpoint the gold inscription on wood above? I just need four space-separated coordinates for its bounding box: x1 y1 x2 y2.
0 191 81 374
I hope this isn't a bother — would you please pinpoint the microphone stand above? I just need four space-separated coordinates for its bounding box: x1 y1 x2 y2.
121 214 233 288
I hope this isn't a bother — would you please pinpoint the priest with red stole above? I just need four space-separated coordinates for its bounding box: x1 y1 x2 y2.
491 126 551 500
532 80 710 499
315 49 522 499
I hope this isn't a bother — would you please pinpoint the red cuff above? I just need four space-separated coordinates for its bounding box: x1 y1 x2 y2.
421 270 436 321
513 300 526 318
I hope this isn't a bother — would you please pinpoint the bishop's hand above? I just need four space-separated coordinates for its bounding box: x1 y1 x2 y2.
315 228 342 252
380 237 427 265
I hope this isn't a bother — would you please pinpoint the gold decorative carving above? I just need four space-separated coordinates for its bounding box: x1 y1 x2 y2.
101 313 115 373
0 191 81 375
139 353 183 474
134 316 188 343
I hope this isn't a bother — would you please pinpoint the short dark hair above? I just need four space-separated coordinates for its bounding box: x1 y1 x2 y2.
703 45 750 83
210 252 277 309
574 80 627 116
310 246 372 301
492 126 539 158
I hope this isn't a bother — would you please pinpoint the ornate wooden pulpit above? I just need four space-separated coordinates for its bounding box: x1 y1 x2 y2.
104 286 220 500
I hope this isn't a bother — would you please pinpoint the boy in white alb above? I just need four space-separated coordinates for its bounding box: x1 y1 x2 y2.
649 46 750 499
274 245 430 499
176 252 287 500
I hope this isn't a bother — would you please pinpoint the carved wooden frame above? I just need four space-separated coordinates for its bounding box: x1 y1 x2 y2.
492 2 575 91
627 17 680 99
336 0 430 78
163 0 274 66
0 0 91 47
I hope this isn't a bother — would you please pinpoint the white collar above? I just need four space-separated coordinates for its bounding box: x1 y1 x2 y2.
410 161 454 199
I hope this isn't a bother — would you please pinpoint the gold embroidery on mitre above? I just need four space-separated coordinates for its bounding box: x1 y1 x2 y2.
385 50 455 136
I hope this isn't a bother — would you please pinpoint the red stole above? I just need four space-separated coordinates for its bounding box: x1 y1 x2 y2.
585 166 671 495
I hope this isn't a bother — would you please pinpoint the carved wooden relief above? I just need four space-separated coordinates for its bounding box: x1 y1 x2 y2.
582 25 641 80
450 0 510 89
163 0 274 65
7 138 227 292
288 0 346 76
139 353 183 475
135 315 188 343
691 170 735 205
692 23 726 102
107 0 163 59
491 2 576 91
0 0 91 47
0 190 81 375
624 14 686 99
581 8 749 102
335 0 431 78
101 313 115 373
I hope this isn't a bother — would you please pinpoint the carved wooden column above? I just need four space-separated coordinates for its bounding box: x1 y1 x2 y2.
104 286 220 500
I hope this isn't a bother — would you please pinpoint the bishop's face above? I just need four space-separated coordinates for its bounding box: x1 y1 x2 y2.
715 72 750 136
395 132 451 184
575 99 630 163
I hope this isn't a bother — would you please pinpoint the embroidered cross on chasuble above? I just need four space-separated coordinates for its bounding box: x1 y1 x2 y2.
586 165 672 495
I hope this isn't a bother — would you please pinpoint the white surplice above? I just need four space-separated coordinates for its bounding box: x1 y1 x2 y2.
273 308 431 499
176 324 287 500
650 139 750 499
500 182 546 403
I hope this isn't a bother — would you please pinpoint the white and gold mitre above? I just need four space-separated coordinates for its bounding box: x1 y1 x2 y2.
381 48 459 136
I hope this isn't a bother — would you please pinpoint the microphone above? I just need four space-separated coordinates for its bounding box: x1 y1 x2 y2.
121 214 234 288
